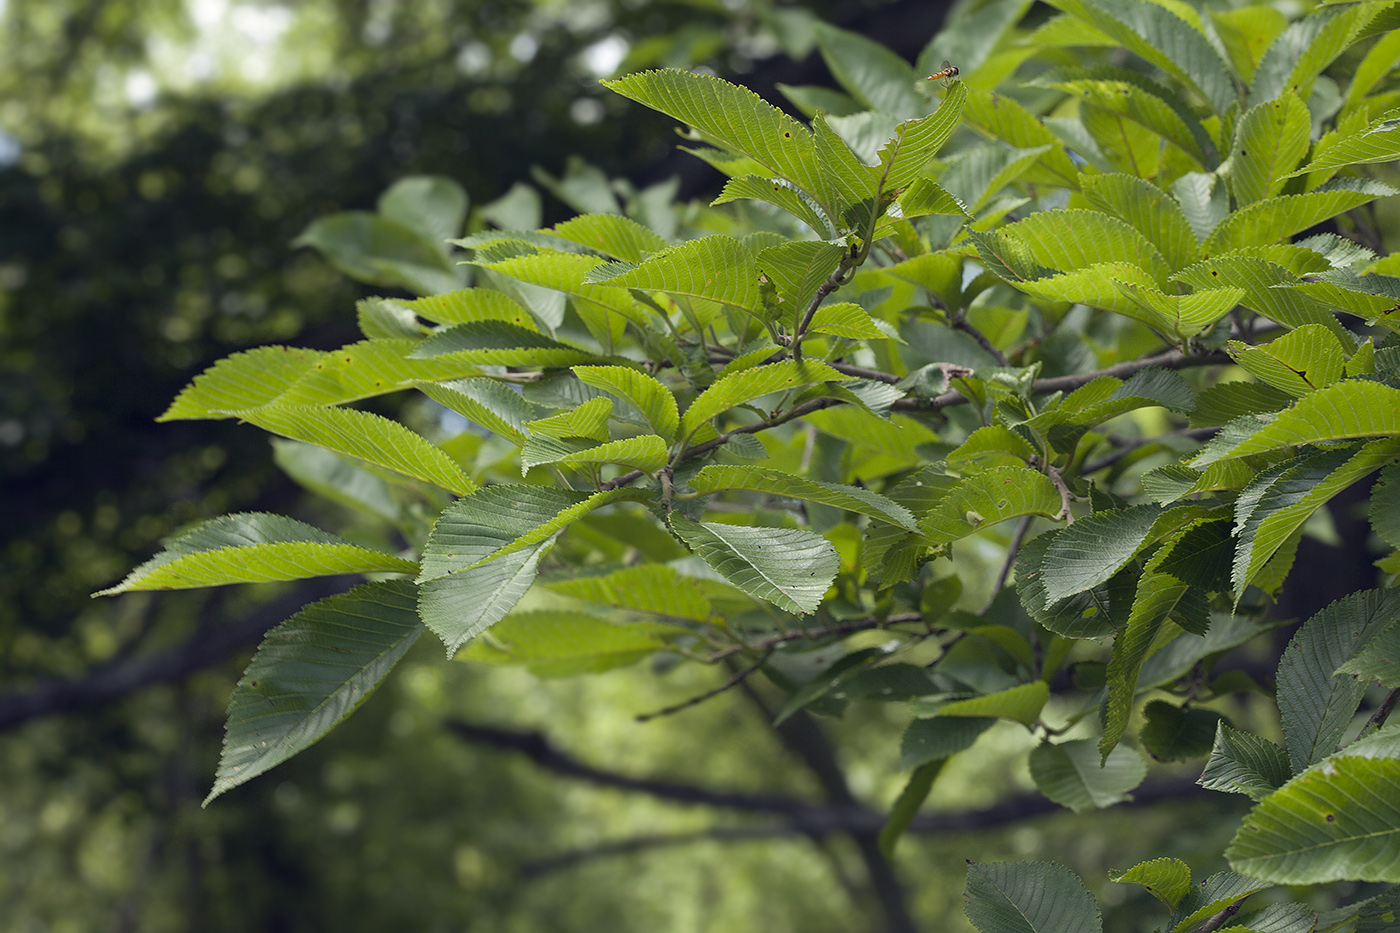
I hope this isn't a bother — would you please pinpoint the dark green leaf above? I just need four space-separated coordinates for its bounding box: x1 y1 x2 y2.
669 517 839 615
1199 721 1292 801
1139 699 1226 761
1277 588 1400 773
901 717 997 769
964 861 1103 933
205 580 424 804
879 761 944 860
1030 739 1147 812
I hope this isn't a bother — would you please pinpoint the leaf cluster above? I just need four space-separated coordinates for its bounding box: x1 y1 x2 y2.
96 0 1400 922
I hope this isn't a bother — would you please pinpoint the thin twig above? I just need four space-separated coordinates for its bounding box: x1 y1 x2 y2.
1080 426 1220 474
636 649 775 722
1194 897 1247 933
605 349 1230 493
705 614 922 663
981 515 1034 614
792 261 852 361
1361 686 1400 735
949 313 1009 367
513 774 1207 878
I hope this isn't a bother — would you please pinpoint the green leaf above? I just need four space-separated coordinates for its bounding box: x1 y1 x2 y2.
1200 721 1292 801
668 517 839 615
1277 588 1400 773
204 579 424 804
408 321 600 367
1040 72 1209 168
545 564 712 621
1167 872 1269 933
1171 171 1227 242
1371 463 1400 549
271 440 401 523
391 288 536 326
814 22 923 118
160 346 328 421
811 115 884 227
894 178 968 220
1049 0 1236 115
417 486 640 654
690 464 918 530
1211 6 1287 83
1189 381 1293 428
526 396 612 442
1227 726 1400 884
879 761 944 860
603 70 826 204
458 610 679 676
1031 368 1197 452
1192 382 1400 465
921 466 1064 544
1175 254 1342 335
877 82 968 188
1226 324 1350 397
1015 531 1120 639
962 90 1080 189
417 377 549 446
943 143 1055 215
1250 2 1384 105
997 209 1171 286
1294 116 1400 181
229 403 475 496
1109 857 1192 910
679 359 850 440
757 239 846 313
1336 625 1400 687
521 434 669 475
1030 739 1147 812
378 175 467 247
964 860 1103 933
96 512 417 596
1018 262 1241 337
805 302 892 340
477 250 653 330
294 212 461 295
590 235 762 316
1040 505 1163 603
712 175 834 236
1233 439 1400 595
938 682 1049 724
948 425 1039 473
1230 94 1311 206
900 717 998 769
1139 699 1225 761
264 339 483 408
356 297 425 340
1081 173 1201 272
573 365 680 443
1101 569 1202 758
774 647 889 725
549 214 669 262
1203 180 1397 254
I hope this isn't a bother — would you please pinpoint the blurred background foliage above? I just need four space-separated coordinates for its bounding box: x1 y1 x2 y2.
0 0 1301 930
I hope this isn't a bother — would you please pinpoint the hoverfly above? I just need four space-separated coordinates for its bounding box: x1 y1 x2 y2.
927 60 960 86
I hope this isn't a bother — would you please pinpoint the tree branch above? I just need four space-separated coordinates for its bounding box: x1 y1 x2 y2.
1080 427 1220 475
634 648 774 721
511 773 1209 877
0 580 347 732
1193 897 1246 933
445 718 830 816
949 313 1008 367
